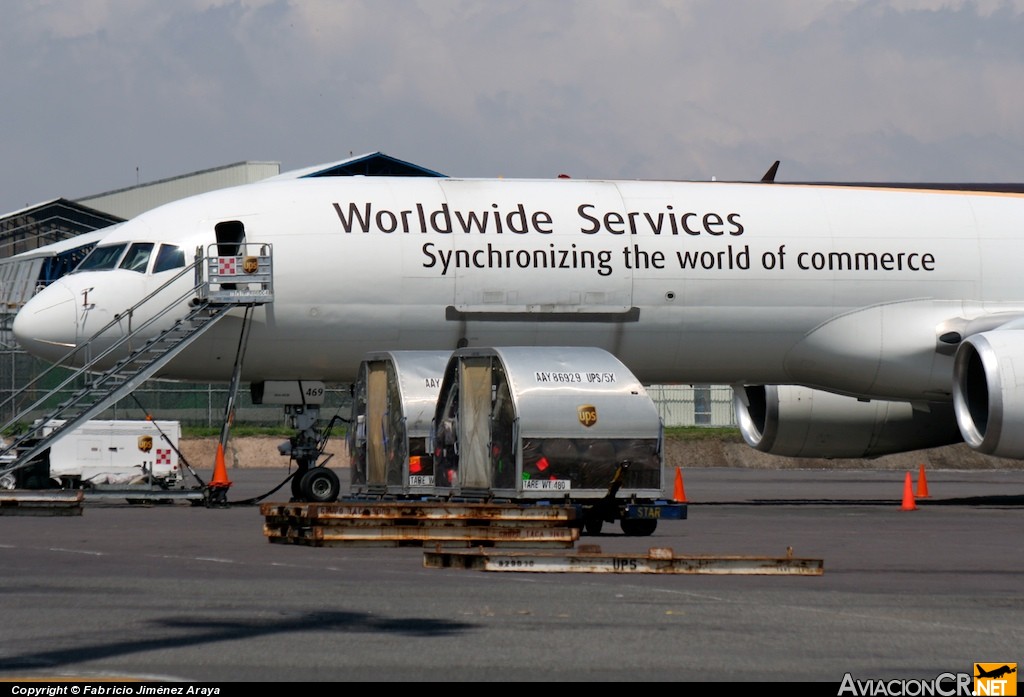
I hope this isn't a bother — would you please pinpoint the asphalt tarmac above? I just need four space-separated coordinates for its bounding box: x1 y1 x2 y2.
0 466 1021 683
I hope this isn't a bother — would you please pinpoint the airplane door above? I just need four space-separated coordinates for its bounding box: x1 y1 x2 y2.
214 220 246 256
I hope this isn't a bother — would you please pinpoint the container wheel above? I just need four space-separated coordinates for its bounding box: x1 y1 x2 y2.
620 518 657 536
300 467 340 503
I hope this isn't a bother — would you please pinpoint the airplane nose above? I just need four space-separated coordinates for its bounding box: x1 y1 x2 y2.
12 281 79 363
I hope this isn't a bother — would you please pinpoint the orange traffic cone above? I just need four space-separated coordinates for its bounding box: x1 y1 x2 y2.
901 471 917 511
673 466 687 503
916 464 930 498
210 443 232 488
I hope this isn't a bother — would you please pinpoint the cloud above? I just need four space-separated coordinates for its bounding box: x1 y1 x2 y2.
1 0 1022 212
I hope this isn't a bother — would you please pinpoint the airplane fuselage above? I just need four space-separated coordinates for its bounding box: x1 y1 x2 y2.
14 177 1024 402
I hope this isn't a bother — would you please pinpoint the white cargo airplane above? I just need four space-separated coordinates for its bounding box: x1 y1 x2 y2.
12 161 1024 472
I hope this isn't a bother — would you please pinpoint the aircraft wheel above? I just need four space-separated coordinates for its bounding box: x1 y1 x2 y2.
620 518 657 537
300 467 340 503
584 518 604 536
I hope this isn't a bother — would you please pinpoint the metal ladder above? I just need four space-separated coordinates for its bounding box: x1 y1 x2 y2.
0 244 273 483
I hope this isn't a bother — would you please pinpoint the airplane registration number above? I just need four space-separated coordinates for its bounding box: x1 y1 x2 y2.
523 479 571 491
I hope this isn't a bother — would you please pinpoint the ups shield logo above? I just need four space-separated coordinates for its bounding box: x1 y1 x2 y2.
242 256 259 274
578 405 597 428
138 435 153 453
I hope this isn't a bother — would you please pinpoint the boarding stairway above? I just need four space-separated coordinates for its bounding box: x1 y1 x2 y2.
0 244 273 485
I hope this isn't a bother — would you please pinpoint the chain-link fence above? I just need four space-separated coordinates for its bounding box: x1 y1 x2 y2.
646 384 737 427
0 348 737 431
0 349 354 430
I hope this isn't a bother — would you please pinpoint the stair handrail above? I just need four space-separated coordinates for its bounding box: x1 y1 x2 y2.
0 301 233 455
0 256 206 435
0 303 237 471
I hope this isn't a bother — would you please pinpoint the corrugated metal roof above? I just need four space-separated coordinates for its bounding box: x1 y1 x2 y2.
4 227 114 260
8 153 442 224
0 199 124 258
268 152 446 180
76 161 281 219
78 161 281 201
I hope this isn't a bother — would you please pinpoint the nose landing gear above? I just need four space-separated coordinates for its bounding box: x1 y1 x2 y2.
279 404 342 503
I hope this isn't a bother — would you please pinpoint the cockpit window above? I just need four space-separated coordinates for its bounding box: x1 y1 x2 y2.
153 244 186 273
119 243 155 273
74 243 128 272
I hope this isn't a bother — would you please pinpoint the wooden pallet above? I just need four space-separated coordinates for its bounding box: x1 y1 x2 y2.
261 500 580 547
0 490 84 516
424 544 825 575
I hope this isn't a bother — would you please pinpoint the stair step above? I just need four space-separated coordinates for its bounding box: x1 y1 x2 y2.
0 289 238 480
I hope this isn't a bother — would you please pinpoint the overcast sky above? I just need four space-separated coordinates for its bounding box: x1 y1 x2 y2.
2 0 1023 213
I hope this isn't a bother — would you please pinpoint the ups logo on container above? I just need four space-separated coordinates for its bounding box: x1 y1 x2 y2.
578 405 597 428
138 436 153 453
242 256 260 274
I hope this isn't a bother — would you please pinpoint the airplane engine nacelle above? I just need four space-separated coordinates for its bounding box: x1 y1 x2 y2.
952 329 1024 458
733 385 960 458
